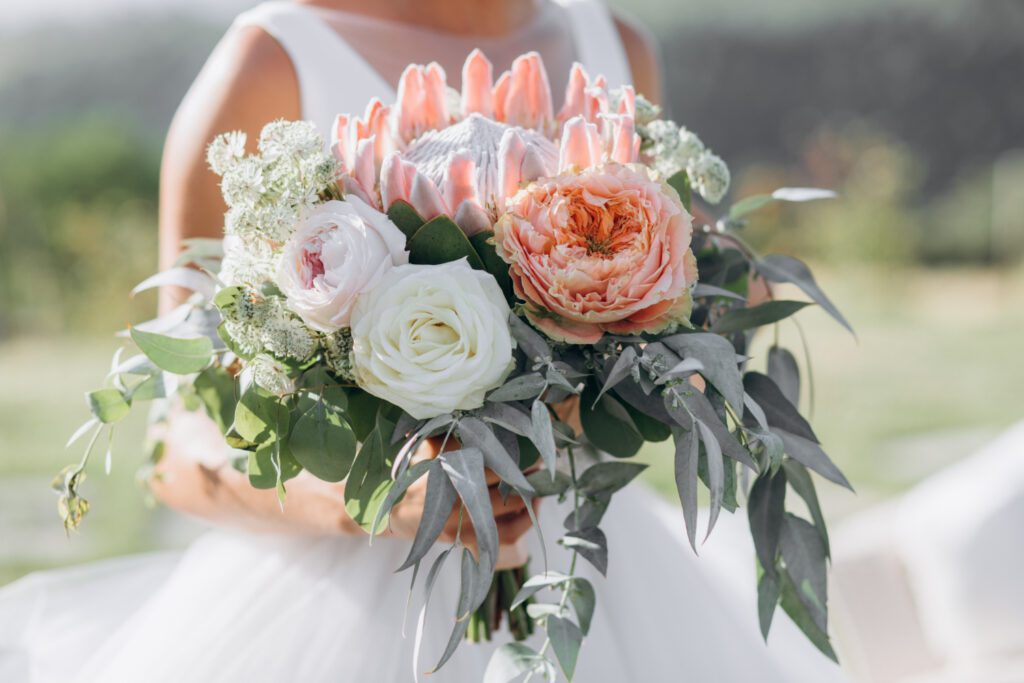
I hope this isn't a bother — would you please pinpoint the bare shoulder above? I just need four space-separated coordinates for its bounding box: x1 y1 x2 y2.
159 25 301 253
612 11 663 104
166 25 301 161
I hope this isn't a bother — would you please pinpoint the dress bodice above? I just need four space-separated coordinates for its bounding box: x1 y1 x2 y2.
229 0 632 137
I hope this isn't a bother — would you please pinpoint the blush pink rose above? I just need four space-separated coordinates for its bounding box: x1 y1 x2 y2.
494 163 698 344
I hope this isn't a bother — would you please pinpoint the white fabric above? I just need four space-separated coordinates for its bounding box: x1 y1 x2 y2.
0 3 848 681
831 422 1024 681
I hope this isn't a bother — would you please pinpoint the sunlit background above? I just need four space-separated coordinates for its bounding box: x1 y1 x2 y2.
1 0 1022 675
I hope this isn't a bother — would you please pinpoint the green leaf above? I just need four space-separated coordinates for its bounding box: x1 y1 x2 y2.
728 194 775 220
775 429 852 490
369 459 433 539
744 372 818 443
344 416 399 533
622 400 671 442
407 215 485 269
385 199 426 240
783 460 831 557
547 616 583 680
130 327 213 374
87 388 130 424
530 399 558 477
767 346 801 407
757 254 853 336
748 469 787 576
779 514 829 632
526 469 572 497
757 571 781 641
576 461 647 497
470 231 514 301
667 170 692 212
710 300 812 335
569 579 596 636
779 568 838 662
728 188 835 222
673 425 700 552
248 440 302 489
345 389 385 442
695 419 725 539
233 386 289 444
562 527 608 576
194 366 236 434
579 381 644 458
662 332 745 417
484 643 542 683
397 463 457 572
288 393 357 482
511 571 573 610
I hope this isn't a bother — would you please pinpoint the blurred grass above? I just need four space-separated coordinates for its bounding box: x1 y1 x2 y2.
3 265 1021 584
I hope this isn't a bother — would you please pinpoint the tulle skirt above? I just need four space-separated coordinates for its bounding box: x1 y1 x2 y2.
0 485 845 682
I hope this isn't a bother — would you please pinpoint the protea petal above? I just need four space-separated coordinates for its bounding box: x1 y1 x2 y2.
454 200 492 237
492 71 510 122
443 151 478 210
330 114 352 168
353 137 377 193
423 63 450 129
617 85 636 116
559 116 602 171
461 49 494 118
610 115 640 164
498 128 527 202
381 152 416 208
500 52 553 133
558 63 589 125
410 170 448 219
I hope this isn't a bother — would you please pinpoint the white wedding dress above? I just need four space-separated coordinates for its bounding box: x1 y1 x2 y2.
0 3 848 681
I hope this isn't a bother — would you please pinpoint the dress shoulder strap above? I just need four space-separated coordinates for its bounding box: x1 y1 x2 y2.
552 0 632 89
232 2 394 135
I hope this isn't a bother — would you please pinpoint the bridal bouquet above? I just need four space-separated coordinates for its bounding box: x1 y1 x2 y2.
60 50 852 680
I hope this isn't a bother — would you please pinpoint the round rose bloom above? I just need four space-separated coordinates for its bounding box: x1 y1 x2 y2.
276 198 408 332
494 163 698 344
349 260 514 419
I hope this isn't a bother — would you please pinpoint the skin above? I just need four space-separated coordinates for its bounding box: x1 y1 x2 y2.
153 0 664 566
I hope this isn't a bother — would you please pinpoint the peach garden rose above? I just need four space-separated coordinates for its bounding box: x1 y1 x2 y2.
493 163 698 344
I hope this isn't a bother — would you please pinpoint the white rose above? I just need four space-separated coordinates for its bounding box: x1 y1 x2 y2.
350 260 514 419
276 197 408 332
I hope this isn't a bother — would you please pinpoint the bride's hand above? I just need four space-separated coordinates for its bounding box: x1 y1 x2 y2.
385 437 538 569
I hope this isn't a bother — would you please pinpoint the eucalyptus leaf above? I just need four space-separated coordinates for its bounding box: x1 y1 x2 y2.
710 301 812 335
530 399 558 477
757 255 853 335
668 388 756 469
693 283 746 301
579 381 643 458
87 388 130 424
371 459 434 540
662 332 745 416
484 643 541 683
548 616 583 680
233 386 290 444
576 461 647 497
767 346 801 408
413 546 455 682
194 366 236 434
488 373 546 402
526 470 572 497
744 372 818 443
248 440 301 489
622 401 672 442
757 571 781 641
345 418 400 533
779 514 829 632
132 267 216 300
508 314 552 362
779 567 838 663
511 571 572 610
289 394 357 482
596 346 638 402
775 429 852 490
783 460 830 556
748 470 787 576
129 327 213 374
569 579 596 636
673 425 700 553
563 527 608 576
459 417 536 496
479 402 533 436
439 447 498 583
695 420 724 540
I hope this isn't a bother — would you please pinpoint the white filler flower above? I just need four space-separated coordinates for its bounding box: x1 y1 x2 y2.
350 260 514 419
276 197 408 332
